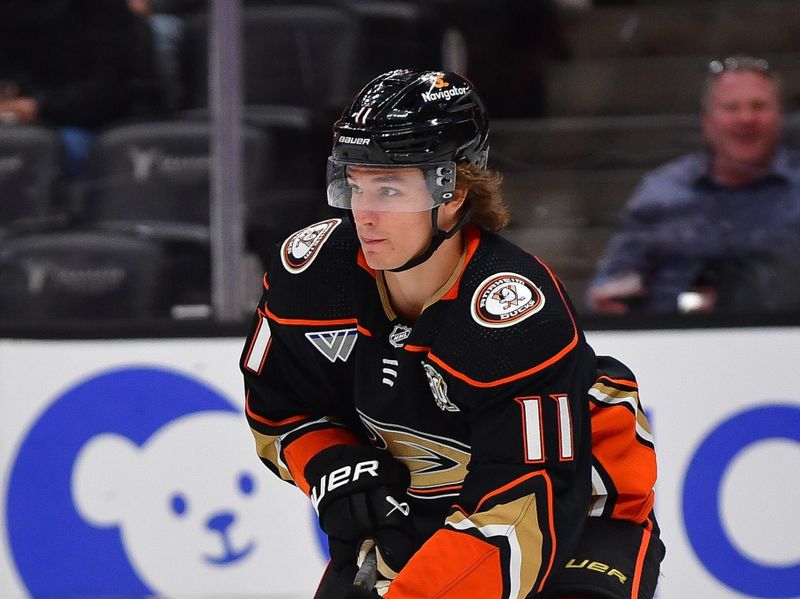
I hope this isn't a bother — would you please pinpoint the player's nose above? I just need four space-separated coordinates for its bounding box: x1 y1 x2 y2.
352 207 379 226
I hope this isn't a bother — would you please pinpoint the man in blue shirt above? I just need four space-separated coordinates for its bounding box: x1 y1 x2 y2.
587 56 800 314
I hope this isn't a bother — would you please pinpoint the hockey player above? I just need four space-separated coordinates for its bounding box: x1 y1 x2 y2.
241 69 665 599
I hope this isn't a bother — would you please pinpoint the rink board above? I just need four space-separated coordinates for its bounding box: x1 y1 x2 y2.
1 329 798 598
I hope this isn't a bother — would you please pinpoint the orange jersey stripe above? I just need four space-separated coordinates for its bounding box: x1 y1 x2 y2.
534 473 558 593
263 304 358 328
357 250 376 276
404 344 432 354
630 522 653 599
534 254 579 332
386 529 503 599
474 470 549 514
409 484 464 495
282 428 363 494
244 390 309 428
417 335 578 388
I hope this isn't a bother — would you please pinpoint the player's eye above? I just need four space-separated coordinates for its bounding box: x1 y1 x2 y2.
170 492 188 516
347 181 362 195
380 186 400 198
238 472 255 496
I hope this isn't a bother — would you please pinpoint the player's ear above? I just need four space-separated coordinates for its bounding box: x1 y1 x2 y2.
443 188 467 212
437 188 468 231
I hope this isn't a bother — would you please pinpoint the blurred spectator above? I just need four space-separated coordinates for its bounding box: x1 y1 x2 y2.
587 56 800 315
127 0 206 111
0 0 157 176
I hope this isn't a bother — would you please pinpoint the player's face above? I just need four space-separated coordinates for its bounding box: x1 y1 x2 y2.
702 71 783 170
348 166 436 270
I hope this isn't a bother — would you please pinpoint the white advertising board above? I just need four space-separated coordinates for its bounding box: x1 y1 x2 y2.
588 327 800 599
1 329 798 598
0 338 327 599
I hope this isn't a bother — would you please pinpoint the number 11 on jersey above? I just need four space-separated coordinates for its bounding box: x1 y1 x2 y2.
516 395 574 463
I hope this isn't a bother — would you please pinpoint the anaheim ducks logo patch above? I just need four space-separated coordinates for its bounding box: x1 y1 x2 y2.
470 272 545 328
280 218 341 274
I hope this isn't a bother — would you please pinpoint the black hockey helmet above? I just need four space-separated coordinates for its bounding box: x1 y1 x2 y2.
327 69 490 271
327 69 489 212
331 69 488 168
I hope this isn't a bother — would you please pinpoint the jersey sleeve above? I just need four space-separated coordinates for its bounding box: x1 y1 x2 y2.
240 275 365 494
587 355 657 524
240 220 368 495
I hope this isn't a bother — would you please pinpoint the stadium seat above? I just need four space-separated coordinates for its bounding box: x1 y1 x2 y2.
0 231 168 321
182 5 361 121
78 120 278 311
79 120 271 242
560 1 800 59
0 125 67 235
326 0 444 85
490 114 703 171
157 110 330 265
543 53 800 116
502 168 645 229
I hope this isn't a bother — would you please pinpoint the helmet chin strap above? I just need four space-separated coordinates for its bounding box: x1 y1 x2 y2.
389 206 471 273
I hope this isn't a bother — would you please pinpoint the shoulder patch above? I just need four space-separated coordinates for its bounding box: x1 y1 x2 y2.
470 272 545 328
280 218 341 274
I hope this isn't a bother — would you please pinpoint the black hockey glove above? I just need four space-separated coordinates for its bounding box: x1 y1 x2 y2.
305 444 418 575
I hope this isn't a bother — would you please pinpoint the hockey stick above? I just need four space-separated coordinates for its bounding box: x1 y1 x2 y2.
353 545 378 591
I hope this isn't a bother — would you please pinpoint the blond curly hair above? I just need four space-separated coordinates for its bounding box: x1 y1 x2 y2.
456 163 511 232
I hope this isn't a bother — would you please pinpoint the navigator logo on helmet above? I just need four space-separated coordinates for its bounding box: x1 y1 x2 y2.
326 69 489 271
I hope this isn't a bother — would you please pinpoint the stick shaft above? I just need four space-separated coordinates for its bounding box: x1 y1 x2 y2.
353 546 378 590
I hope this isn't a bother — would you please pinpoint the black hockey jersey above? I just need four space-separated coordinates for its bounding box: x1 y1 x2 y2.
241 218 656 598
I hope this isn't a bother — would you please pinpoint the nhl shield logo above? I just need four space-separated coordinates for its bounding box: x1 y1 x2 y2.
389 324 412 348
470 272 545 328
421 362 459 412
281 218 341 274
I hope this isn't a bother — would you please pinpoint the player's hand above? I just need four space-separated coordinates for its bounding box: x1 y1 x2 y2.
305 445 419 574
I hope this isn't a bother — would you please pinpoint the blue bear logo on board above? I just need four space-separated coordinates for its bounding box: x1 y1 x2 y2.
6 367 325 598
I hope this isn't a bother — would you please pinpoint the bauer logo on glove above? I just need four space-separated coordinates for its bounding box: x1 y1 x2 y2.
310 459 380 514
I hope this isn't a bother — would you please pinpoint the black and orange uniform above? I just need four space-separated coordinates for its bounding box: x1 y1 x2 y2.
241 218 663 599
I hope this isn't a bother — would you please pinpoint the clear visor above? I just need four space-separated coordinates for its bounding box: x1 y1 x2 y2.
326 158 457 213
